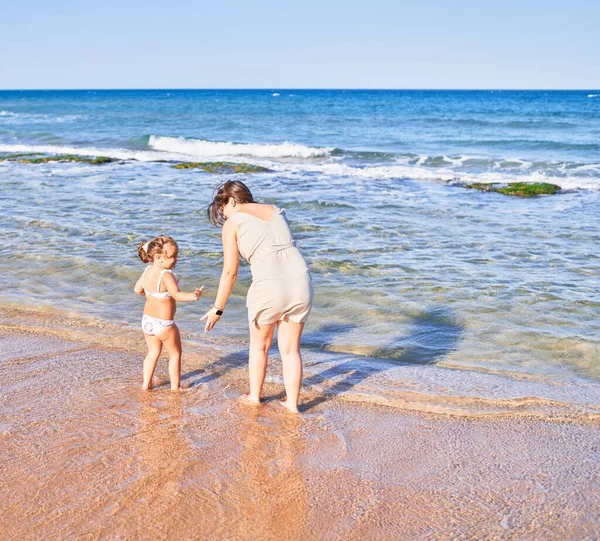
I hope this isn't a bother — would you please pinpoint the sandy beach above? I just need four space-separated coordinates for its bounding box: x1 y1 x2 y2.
1 303 598 540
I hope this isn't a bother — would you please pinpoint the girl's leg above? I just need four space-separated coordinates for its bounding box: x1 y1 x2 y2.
142 333 163 390
276 320 305 413
247 321 276 402
161 324 182 391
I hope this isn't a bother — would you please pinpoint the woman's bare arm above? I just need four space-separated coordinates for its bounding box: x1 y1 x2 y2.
201 219 239 330
214 219 240 309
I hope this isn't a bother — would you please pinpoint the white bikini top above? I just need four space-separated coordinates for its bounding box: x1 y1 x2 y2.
142 267 179 299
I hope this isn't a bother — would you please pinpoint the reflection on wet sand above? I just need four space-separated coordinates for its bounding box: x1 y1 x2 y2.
223 406 308 539
1 314 600 539
0 329 311 539
120 394 191 536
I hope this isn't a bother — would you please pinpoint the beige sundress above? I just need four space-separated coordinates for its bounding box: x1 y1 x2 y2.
229 206 313 325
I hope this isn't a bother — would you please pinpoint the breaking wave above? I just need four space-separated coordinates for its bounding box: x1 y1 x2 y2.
2 142 599 190
147 135 334 159
0 143 179 162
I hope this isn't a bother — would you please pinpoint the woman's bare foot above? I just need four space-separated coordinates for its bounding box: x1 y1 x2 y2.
142 383 153 390
238 394 261 406
170 385 182 392
279 400 300 414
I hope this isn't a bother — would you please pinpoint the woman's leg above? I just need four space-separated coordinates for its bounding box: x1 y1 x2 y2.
277 320 305 412
161 324 183 390
142 333 163 390
247 321 276 402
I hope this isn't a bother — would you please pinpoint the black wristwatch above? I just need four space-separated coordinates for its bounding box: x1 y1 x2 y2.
212 306 224 316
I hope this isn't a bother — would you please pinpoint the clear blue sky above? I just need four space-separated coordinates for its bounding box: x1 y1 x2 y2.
1 0 599 89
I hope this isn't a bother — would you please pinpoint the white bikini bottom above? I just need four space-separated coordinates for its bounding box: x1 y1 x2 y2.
142 314 174 336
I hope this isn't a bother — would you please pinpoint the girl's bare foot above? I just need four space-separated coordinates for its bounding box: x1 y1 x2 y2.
142 383 152 390
170 386 182 392
238 394 261 406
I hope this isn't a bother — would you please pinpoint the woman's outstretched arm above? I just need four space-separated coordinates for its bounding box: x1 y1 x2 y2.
201 219 239 331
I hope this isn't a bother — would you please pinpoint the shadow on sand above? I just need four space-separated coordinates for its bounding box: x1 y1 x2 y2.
181 306 463 412
300 306 463 411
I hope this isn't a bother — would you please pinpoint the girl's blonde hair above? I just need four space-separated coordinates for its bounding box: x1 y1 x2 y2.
138 235 177 263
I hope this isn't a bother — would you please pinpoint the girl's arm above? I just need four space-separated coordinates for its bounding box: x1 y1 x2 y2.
162 273 204 302
201 219 239 331
134 275 145 296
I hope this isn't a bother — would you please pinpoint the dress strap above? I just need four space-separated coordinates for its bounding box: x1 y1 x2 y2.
245 207 283 263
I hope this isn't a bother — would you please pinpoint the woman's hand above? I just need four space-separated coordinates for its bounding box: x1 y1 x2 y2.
200 308 221 331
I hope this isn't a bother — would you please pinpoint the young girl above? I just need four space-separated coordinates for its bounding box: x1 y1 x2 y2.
134 235 203 390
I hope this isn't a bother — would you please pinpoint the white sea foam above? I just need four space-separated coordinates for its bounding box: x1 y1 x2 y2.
0 143 180 162
588 94 599 98
277 161 600 190
500 157 530 168
442 155 466 166
447 171 600 191
2 142 599 191
572 162 600 173
148 135 333 159
296 162 458 182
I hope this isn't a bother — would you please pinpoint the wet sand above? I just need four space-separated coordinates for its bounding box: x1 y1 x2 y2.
1 305 599 540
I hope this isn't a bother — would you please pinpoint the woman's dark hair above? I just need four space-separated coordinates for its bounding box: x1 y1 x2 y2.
138 235 178 263
207 180 255 226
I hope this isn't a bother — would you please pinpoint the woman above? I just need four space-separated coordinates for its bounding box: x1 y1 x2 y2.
201 180 313 413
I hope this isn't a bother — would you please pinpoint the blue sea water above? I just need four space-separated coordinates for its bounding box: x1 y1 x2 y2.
1 89 599 409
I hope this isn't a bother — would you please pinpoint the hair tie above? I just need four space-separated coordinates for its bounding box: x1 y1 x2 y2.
142 242 149 252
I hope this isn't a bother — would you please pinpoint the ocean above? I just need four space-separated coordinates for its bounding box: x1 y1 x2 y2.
1 89 599 415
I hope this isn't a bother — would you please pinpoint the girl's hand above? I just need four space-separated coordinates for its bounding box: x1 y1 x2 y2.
194 286 204 301
200 309 221 332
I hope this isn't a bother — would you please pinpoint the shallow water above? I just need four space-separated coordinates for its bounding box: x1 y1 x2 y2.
1 89 599 397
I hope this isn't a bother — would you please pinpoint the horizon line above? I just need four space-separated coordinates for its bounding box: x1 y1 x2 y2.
0 87 598 92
